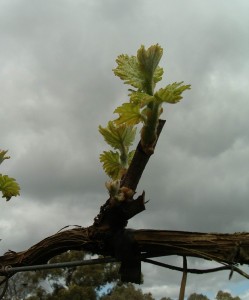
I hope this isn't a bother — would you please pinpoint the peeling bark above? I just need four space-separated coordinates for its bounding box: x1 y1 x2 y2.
1 228 249 274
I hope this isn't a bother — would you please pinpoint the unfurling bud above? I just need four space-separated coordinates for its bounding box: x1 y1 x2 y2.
105 180 134 202
120 186 135 199
105 179 121 197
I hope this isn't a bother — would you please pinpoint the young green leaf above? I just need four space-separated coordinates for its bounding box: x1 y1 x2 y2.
113 44 164 94
155 82 191 104
153 65 164 84
99 121 136 150
99 151 122 179
129 91 154 107
0 149 10 165
113 54 144 90
114 102 144 126
0 174 20 201
137 44 163 83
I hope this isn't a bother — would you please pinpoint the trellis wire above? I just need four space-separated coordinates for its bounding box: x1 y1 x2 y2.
1 255 248 278
0 257 117 274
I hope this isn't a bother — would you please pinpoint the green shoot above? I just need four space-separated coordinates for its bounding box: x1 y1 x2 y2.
0 150 20 201
99 44 190 199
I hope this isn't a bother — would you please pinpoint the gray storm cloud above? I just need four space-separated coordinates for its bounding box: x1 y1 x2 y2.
0 1 249 299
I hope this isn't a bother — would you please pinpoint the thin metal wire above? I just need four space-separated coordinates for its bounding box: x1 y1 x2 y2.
1 254 249 280
0 253 164 275
1 257 117 274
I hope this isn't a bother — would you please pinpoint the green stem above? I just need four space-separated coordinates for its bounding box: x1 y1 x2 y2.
141 102 161 153
120 144 128 168
144 75 154 96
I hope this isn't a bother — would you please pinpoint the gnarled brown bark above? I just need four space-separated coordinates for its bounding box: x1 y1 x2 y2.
1 228 249 273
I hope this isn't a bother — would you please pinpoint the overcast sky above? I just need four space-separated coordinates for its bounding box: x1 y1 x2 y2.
1 0 249 299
